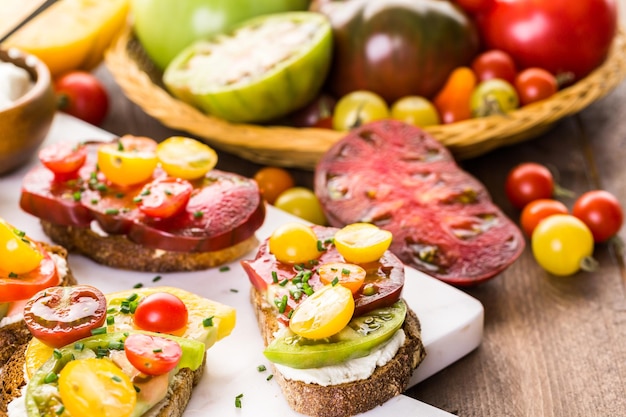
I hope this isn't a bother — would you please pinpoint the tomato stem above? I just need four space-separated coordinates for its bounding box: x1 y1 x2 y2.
580 256 599 273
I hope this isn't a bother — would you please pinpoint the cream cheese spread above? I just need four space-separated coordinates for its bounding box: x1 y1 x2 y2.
0 61 33 111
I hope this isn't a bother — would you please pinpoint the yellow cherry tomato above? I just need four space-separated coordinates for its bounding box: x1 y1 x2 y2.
318 262 366 294
0 218 43 274
290 284 355 339
334 223 393 264
58 358 136 417
97 135 158 186
390 96 440 127
156 136 218 180
268 222 322 264
531 214 595 276
274 187 327 225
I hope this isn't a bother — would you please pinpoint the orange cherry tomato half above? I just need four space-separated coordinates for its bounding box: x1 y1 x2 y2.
23 285 107 348
38 142 88 176
124 333 183 376
136 177 193 219
520 198 569 237
133 292 189 334
318 262 366 294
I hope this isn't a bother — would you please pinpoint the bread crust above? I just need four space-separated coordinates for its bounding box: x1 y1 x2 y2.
250 287 426 417
41 220 259 272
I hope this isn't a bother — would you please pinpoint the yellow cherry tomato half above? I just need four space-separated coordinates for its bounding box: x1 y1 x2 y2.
58 358 137 417
531 214 595 276
268 222 322 264
0 218 43 274
97 135 158 186
290 284 355 339
156 136 218 180
334 223 393 264
318 262 366 294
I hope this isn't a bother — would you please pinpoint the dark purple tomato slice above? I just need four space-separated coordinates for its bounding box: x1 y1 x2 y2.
314 120 525 286
241 225 404 325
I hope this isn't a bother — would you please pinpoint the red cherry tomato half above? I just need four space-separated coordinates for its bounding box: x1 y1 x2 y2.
471 49 517 84
38 142 88 176
505 162 555 209
514 68 558 106
133 292 189 334
572 190 624 243
54 71 109 126
520 198 569 237
124 333 183 376
136 177 193 219
23 285 107 348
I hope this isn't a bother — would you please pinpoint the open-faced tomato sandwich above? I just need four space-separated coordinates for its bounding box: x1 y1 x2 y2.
19 135 265 272
0 285 236 417
0 217 76 368
241 222 426 417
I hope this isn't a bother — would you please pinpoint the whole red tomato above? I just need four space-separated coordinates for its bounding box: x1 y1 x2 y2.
572 190 623 243
54 71 109 126
476 0 617 81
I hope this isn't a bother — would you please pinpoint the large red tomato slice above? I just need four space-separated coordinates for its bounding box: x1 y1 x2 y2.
314 120 525 286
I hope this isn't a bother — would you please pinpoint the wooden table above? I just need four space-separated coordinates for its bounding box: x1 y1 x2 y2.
92 26 626 417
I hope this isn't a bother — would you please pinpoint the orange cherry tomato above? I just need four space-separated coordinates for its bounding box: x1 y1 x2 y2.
520 198 569 237
254 167 295 205
318 262 366 294
433 66 477 124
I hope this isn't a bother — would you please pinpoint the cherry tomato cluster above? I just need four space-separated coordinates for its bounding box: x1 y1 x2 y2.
253 166 327 225
505 162 624 276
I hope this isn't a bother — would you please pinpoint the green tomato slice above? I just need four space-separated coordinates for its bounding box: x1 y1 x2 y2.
163 11 333 123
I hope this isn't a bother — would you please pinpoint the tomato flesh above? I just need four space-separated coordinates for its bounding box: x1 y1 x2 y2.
23 285 107 348
136 177 193 219
124 333 183 376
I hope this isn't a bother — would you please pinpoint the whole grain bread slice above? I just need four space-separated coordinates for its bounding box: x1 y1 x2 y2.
250 287 427 417
41 220 259 272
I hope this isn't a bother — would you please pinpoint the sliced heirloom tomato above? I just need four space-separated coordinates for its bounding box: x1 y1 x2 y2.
241 225 404 325
314 120 525 286
23 285 107 348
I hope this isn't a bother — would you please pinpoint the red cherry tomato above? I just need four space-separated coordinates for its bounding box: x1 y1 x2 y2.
23 285 107 348
38 142 88 176
514 68 558 106
136 177 193 219
133 292 189 333
124 333 183 376
54 71 109 126
471 49 517 84
572 190 624 243
253 166 295 205
520 198 569 237
505 162 555 209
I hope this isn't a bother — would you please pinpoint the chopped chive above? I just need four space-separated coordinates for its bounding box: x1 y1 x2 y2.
257 364 266 372
72 191 82 201
279 278 289 287
317 240 325 251
230 288 239 293
112 375 122 382
44 372 58 384
153 348 163 353
134 385 141 393
8 272 17 278
266 374 274 381
104 208 119 215
271 271 279 283
74 342 85 351
107 316 115 325
341 268 351 275
276 295 288 314
91 326 107 335
152 275 162 282
108 341 124 350
126 293 138 302
331 277 339 286
219 266 230 272
56 405 65 415
235 393 243 408
193 211 204 218
53 349 62 359
203 316 214 327
133 283 143 289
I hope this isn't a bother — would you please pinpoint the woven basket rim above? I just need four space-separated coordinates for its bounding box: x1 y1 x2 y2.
105 25 626 169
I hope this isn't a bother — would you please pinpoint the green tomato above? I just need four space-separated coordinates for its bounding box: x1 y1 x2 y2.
470 78 519 118
163 12 333 123
332 90 389 131
390 96 440 127
131 0 310 70
274 187 327 225
531 214 595 276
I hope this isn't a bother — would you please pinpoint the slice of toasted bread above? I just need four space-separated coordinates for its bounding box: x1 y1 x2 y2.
0 242 76 367
41 220 259 272
250 287 426 417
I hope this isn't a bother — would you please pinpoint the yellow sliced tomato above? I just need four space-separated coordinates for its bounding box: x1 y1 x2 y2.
97 135 158 186
58 358 136 417
3 0 130 78
318 262 366 294
0 218 43 274
333 223 393 264
156 136 218 180
268 222 323 264
290 284 355 340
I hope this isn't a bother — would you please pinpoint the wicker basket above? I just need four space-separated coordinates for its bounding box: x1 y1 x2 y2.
105 25 626 170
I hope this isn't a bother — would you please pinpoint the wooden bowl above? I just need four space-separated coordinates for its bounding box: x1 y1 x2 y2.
0 47 56 176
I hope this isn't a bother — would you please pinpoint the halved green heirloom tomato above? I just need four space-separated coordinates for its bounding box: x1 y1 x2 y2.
156 136 218 180
163 11 333 123
23 285 107 348
136 177 193 219
97 135 158 186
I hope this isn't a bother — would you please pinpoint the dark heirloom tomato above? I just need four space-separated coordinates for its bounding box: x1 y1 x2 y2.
241 225 404 324
23 285 107 348
314 120 525 286
476 0 618 82
314 0 480 102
